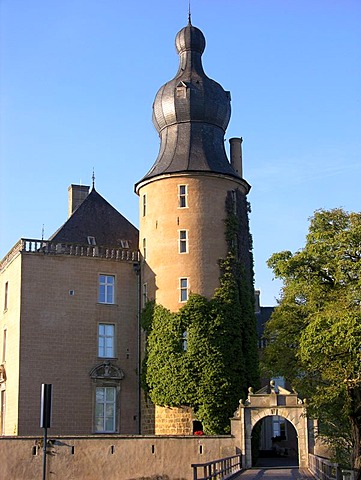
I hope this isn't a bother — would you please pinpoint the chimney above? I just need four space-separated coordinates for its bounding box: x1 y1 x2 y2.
229 137 243 177
68 184 90 218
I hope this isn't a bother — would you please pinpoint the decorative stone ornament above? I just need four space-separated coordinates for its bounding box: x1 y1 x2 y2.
89 361 125 381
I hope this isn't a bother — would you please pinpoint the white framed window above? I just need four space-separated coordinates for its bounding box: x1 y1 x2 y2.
142 194 147 217
4 282 8 311
98 275 115 304
95 386 116 433
98 324 115 358
87 236 96 245
143 238 146 260
179 230 188 253
142 283 148 308
178 185 188 208
179 278 189 303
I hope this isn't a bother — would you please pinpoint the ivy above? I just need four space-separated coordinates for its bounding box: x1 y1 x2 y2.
141 189 259 434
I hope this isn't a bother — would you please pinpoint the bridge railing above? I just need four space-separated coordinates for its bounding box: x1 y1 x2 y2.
191 454 242 480
308 454 347 480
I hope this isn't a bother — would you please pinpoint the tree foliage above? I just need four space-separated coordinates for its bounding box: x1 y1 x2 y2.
263 208 361 473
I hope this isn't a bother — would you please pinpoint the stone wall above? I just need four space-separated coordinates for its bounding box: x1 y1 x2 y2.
0 434 236 480
154 406 193 435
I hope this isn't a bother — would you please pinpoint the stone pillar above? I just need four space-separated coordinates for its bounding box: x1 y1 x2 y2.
230 401 247 467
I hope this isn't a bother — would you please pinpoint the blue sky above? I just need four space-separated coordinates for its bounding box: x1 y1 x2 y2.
1 0 360 305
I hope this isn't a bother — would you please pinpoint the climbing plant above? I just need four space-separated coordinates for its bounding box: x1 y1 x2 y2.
141 189 259 434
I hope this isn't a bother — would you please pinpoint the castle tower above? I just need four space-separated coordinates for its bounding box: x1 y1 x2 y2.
135 20 255 434
135 20 251 311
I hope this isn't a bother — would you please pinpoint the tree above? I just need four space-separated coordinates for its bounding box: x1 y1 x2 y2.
263 208 361 475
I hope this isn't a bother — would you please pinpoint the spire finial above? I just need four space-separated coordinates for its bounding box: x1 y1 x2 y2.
188 1 192 24
92 168 95 189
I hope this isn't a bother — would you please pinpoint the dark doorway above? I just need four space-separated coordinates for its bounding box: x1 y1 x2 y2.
251 416 299 467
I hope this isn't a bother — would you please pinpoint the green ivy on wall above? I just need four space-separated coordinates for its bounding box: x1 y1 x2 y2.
141 189 259 434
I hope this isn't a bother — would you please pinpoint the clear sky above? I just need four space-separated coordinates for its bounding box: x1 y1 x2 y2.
1 0 360 306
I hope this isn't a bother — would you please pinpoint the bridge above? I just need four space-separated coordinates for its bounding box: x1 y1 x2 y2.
192 455 354 480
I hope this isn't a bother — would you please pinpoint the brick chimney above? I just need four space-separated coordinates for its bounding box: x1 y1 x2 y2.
229 137 243 177
68 185 89 218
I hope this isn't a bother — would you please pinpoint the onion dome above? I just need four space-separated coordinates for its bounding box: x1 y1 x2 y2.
136 20 240 188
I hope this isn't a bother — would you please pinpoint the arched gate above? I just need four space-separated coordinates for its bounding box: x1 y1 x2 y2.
231 382 315 468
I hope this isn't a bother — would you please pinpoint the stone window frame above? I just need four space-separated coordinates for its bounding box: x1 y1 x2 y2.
90 362 124 434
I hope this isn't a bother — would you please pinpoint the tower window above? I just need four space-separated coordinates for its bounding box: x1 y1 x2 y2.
142 283 148 308
231 190 237 214
178 185 188 208
179 278 189 302
179 230 188 253
98 275 115 304
143 238 147 260
4 282 8 311
181 331 188 351
98 324 115 358
142 194 147 216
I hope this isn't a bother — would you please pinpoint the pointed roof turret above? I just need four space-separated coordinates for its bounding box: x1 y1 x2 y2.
135 22 245 191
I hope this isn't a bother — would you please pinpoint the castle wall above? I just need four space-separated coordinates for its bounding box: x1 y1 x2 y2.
0 434 237 480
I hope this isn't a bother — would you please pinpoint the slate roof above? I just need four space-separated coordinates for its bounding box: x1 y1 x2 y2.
135 21 242 190
49 188 139 250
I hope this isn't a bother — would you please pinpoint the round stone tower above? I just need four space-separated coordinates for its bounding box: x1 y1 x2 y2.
135 19 252 434
135 19 250 310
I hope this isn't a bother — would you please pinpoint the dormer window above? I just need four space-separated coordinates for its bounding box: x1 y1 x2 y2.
120 240 129 248
176 81 187 99
87 236 96 246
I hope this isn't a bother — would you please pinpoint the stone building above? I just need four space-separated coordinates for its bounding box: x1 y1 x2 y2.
0 185 140 435
1 19 258 437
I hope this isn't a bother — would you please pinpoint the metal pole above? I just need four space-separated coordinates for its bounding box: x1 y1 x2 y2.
42 426 47 480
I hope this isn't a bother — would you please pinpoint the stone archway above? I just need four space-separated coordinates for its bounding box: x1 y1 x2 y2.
231 382 314 468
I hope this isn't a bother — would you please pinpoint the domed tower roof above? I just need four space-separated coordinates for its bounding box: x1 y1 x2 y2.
136 20 241 190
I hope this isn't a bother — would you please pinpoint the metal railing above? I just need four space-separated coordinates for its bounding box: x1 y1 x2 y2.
192 454 242 480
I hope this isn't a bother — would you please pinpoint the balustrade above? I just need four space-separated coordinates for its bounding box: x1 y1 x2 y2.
1 238 139 269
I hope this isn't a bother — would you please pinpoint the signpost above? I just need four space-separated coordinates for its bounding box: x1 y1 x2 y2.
40 384 52 480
